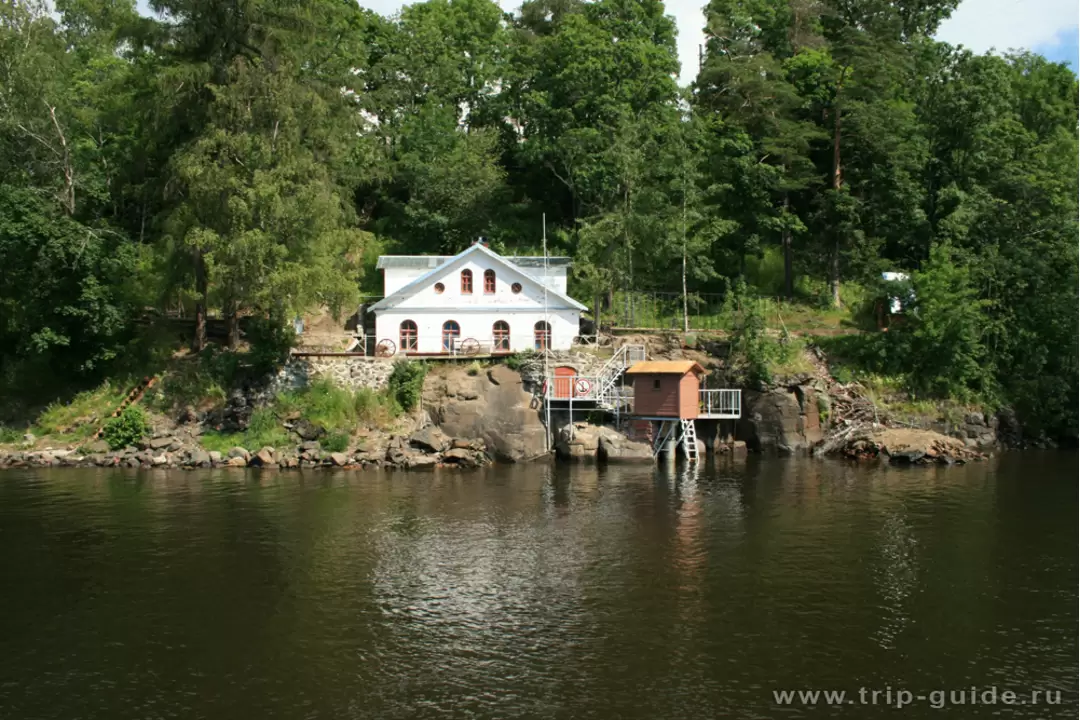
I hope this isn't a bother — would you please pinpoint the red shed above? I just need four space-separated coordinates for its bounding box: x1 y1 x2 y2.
626 360 706 419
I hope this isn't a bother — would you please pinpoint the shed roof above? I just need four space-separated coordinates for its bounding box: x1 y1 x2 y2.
625 360 706 376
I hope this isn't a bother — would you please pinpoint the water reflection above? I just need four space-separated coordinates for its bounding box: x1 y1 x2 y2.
0 454 1075 719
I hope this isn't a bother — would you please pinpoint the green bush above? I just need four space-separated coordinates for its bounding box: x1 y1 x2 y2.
245 313 296 376
322 431 350 453
353 387 399 425
102 405 150 450
388 360 426 412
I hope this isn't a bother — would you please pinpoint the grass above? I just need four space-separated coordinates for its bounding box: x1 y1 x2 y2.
200 380 401 453
767 336 817 377
200 407 292 453
32 381 130 442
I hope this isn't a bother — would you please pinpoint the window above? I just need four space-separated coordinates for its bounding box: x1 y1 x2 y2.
434 282 445 294
534 321 551 351
484 269 496 294
493 320 510 351
461 269 473 294
442 320 460 352
652 378 661 391
511 282 522 294
399 320 418 352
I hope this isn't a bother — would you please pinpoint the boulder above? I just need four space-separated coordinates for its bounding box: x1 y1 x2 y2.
149 436 173 450
191 449 212 468
329 452 349 467
597 427 653 462
227 455 247 467
409 426 451 454
228 446 250 460
22 433 35 445
299 440 321 452
405 454 438 469
555 423 601 460
86 439 110 453
250 447 277 468
738 386 821 454
429 366 547 462
208 451 222 465
292 419 323 442
152 454 169 466
442 447 482 467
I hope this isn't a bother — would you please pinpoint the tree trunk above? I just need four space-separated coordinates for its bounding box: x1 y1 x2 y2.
224 296 239 350
829 71 847 309
192 251 207 353
782 194 793 298
681 184 689 333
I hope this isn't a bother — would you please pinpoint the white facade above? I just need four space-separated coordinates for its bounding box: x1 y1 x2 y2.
370 245 585 354
381 258 568 296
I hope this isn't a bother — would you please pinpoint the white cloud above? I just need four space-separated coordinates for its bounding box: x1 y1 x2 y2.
935 0 1079 54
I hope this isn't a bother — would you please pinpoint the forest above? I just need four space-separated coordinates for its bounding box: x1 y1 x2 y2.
0 0 1077 441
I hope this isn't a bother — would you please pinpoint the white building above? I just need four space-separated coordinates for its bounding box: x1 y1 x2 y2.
369 243 586 355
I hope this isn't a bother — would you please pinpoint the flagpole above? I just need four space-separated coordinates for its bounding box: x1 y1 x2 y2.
542 213 552 453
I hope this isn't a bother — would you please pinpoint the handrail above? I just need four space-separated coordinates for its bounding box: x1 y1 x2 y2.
699 389 742 418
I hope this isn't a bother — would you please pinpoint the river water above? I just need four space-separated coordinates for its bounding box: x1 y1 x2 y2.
0 453 1075 719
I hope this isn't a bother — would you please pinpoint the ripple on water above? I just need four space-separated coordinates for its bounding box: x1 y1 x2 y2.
0 454 1075 719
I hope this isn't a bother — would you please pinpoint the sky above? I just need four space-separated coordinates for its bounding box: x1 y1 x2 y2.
138 0 1080 83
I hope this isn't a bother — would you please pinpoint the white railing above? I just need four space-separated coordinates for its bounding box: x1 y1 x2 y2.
370 335 518 357
699 389 742 418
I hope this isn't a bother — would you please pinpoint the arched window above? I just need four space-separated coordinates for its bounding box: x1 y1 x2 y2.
399 320 418 352
442 320 460 352
534 321 551 351
461 269 473 294
493 320 510 352
483 269 496 294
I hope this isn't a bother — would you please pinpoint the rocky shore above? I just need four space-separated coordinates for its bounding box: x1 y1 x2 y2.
0 425 490 471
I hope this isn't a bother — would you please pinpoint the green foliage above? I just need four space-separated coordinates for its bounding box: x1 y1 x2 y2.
503 351 534 372
388 361 427 412
722 280 775 386
466 361 484 377
34 382 128 439
276 379 400 438
321 431 350 453
0 0 1075 441
153 354 229 413
102 405 149 450
201 407 291 453
245 314 296 377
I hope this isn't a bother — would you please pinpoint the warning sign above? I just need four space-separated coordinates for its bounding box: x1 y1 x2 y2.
574 378 592 396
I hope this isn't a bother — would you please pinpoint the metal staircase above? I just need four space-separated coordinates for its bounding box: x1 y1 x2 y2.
592 344 646 410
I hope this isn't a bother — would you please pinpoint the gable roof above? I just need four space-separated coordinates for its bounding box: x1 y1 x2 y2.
377 255 572 270
626 360 706 376
369 244 587 312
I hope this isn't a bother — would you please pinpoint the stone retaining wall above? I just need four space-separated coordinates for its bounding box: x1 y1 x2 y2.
272 356 394 393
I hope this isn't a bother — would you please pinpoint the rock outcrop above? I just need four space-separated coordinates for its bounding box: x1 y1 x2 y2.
555 422 652 462
739 385 824 455
424 365 548 462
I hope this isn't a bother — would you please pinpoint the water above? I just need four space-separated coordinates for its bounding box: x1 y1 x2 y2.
0 453 1075 719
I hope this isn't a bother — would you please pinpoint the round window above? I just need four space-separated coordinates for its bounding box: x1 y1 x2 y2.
511 282 522 294
434 282 445 294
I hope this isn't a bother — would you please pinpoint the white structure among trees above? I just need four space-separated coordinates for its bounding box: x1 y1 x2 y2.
369 243 586 355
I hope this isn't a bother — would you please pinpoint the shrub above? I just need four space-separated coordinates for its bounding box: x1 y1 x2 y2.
388 360 426 412
466 361 483 376
102 405 149 450
354 387 399 425
245 313 296 377
322 431 350 453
